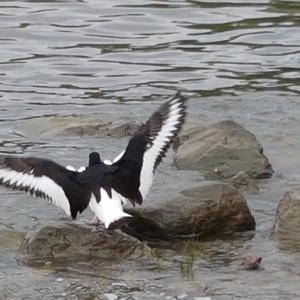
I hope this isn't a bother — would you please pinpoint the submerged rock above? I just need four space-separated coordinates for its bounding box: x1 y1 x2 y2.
60 121 139 138
175 120 273 179
0 225 25 251
126 181 255 239
62 121 111 136
272 186 300 250
17 115 140 138
108 121 140 138
63 120 139 138
230 172 259 193
20 222 152 260
241 255 262 270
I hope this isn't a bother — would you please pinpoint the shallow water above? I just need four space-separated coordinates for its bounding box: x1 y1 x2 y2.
0 0 300 299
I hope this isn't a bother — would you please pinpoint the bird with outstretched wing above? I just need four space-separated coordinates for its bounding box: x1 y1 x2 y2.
0 92 187 229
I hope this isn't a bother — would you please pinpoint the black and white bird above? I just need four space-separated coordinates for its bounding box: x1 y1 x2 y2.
0 92 187 229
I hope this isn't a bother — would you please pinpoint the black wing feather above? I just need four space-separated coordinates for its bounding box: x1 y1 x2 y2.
107 92 187 206
0 155 90 218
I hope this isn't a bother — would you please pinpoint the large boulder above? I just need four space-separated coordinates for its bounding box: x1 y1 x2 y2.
125 181 255 239
20 222 152 260
175 120 273 179
272 186 300 249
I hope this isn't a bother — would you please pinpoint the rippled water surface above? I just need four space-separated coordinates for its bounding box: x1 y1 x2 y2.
1 0 300 299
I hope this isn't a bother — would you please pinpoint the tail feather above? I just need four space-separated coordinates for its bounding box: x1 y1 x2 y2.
89 188 132 229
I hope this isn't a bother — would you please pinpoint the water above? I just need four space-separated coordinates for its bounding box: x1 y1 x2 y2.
0 0 300 299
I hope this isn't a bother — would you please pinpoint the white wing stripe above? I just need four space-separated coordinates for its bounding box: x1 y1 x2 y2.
0 168 71 216
18 173 33 187
113 150 125 163
139 97 184 199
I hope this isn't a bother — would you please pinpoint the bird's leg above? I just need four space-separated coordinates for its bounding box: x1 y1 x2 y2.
86 215 102 226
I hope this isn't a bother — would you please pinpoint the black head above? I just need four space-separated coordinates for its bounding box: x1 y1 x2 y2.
89 152 101 166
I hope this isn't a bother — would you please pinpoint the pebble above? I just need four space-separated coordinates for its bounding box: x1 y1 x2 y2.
241 255 262 270
177 293 188 299
147 284 163 289
3 143 15 147
56 278 64 282
194 297 211 300
103 293 118 300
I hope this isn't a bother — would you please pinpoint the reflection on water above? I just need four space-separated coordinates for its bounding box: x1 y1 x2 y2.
0 0 300 299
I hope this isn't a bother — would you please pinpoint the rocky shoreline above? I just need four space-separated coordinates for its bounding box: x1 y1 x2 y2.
3 118 298 256
3 119 278 257
271 186 300 251
1 116 300 299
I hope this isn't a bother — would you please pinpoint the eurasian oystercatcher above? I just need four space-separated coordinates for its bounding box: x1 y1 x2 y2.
0 92 186 229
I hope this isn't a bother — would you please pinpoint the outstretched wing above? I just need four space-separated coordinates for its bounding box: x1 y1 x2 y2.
0 155 90 219
109 92 187 205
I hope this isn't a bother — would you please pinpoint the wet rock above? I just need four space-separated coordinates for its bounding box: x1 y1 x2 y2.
175 120 273 179
0 225 26 251
111 283 129 292
177 292 188 299
62 121 111 136
63 120 139 138
108 121 140 138
20 222 152 260
103 293 118 300
230 172 259 193
241 255 262 270
272 186 300 249
17 115 140 138
126 181 255 239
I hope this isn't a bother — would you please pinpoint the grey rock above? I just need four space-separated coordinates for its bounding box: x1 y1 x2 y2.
63 120 139 138
241 255 262 270
20 222 153 259
17 115 140 138
175 120 273 179
62 121 111 137
0 225 25 251
108 121 140 138
126 181 255 239
111 283 128 288
272 186 300 250
230 172 259 193
177 293 188 299
0 288 11 300
103 293 118 300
